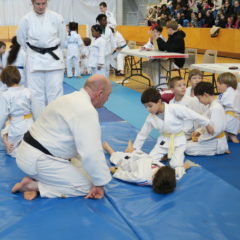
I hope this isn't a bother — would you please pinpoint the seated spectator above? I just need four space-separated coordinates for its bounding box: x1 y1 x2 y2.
226 15 235 28
232 0 240 15
233 13 240 28
217 12 228 27
222 0 234 17
197 11 205 27
190 12 199 27
204 10 215 27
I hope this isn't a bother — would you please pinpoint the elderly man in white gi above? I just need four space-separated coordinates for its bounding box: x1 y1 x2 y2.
17 0 66 113
12 74 112 200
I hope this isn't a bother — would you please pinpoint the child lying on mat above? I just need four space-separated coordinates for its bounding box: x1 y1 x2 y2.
103 140 200 194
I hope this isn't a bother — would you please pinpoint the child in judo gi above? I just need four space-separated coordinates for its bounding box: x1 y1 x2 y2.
4 36 26 86
65 22 83 78
88 24 106 75
103 140 200 194
186 82 229 156
96 14 116 78
169 76 198 139
80 37 91 75
133 87 213 179
185 69 203 97
0 66 39 157
217 72 240 143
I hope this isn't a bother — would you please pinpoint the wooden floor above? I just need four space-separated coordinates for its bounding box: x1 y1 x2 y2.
110 54 240 93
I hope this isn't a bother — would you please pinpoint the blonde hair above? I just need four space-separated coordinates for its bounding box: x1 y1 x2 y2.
188 69 203 80
166 20 178 30
217 72 238 89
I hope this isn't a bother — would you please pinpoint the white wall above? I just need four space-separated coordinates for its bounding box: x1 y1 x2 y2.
0 0 117 26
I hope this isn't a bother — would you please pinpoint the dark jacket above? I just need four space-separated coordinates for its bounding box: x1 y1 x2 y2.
157 30 186 68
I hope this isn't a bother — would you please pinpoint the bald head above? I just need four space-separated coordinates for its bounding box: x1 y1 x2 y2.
84 74 112 108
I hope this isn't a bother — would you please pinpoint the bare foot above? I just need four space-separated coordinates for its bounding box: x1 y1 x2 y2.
225 150 231 154
24 191 38 200
12 177 38 200
229 134 239 143
76 75 82 78
125 140 134 153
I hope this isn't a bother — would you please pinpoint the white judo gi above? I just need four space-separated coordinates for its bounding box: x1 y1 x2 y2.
110 150 164 185
133 103 210 169
17 9 66 113
111 31 129 72
0 86 39 157
80 46 90 74
65 31 83 78
105 10 117 29
186 99 229 156
3 48 27 86
218 87 240 135
16 88 111 198
88 36 106 76
169 95 198 139
101 26 116 78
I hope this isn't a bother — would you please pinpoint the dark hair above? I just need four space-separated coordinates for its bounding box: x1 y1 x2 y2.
91 24 103 34
110 27 115 33
217 72 238 89
188 69 203 80
152 166 176 194
194 82 214 96
141 87 161 104
68 22 78 34
7 36 20 65
99 2 107 7
1 66 21 87
153 25 163 33
96 14 107 23
82 37 92 46
0 41 6 49
168 76 183 88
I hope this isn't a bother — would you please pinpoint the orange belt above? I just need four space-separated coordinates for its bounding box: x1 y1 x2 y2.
216 132 225 139
226 111 238 119
9 113 32 121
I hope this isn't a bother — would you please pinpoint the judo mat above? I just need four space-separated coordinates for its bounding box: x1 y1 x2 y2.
0 79 240 239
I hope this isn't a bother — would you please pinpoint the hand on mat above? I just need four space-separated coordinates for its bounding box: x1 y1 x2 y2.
85 186 104 199
175 167 186 180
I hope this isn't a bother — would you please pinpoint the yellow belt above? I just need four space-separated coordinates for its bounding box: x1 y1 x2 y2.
9 113 32 121
216 132 225 139
226 111 238 119
162 131 184 159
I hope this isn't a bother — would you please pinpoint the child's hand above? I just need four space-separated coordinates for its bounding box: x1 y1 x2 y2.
191 131 200 142
206 125 214 135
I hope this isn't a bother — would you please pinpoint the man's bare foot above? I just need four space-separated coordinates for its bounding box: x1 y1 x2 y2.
225 150 231 154
124 140 134 153
12 177 38 200
229 134 239 143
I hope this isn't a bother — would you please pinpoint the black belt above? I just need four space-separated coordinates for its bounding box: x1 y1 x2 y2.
112 44 127 55
23 131 53 156
27 42 60 60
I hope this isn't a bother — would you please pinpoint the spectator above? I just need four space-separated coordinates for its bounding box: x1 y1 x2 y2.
204 10 215 27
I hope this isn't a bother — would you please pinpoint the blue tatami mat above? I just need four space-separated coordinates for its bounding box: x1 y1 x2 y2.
1 122 240 240
64 79 123 122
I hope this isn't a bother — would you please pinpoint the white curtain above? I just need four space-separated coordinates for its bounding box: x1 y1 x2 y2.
0 0 116 25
